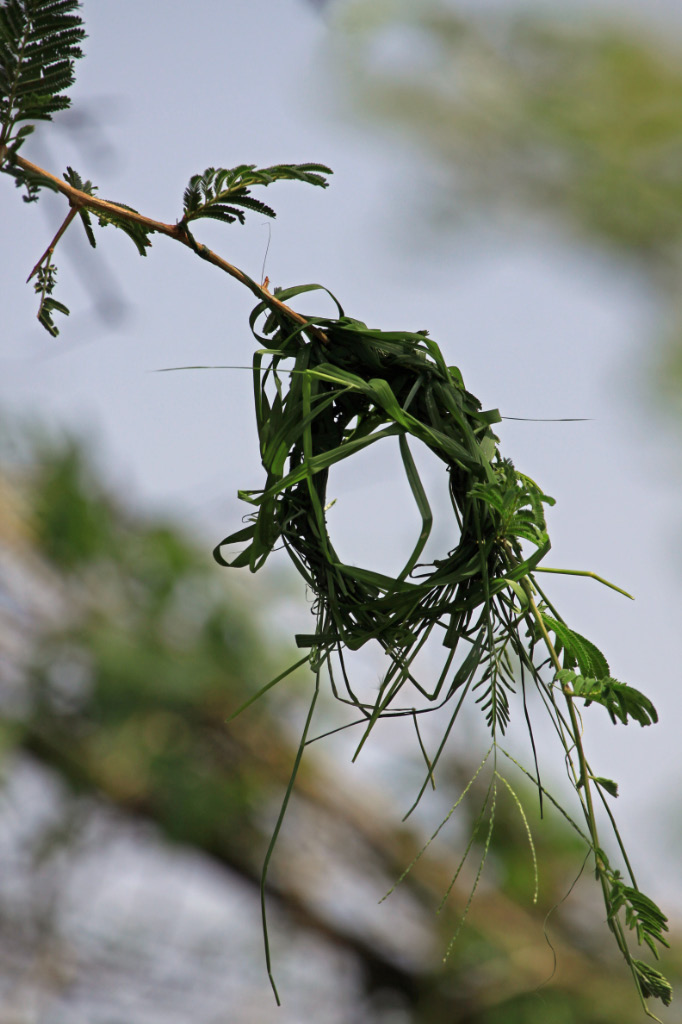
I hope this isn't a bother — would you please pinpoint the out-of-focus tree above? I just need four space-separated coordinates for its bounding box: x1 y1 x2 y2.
331 1 682 402
1 423 679 1022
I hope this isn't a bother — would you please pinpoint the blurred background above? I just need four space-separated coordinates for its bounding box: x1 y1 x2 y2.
2 0 682 1021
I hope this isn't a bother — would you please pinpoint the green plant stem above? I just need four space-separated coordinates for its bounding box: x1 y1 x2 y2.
534 566 634 600
519 576 647 1006
260 670 321 1004
520 578 602 851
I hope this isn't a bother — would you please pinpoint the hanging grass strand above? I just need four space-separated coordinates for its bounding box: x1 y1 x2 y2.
211 289 670 1011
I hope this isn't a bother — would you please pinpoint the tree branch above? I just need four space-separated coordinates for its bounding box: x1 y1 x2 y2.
1 148 327 343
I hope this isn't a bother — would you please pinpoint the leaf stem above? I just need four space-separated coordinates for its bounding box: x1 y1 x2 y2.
519 579 639 978
521 579 601 845
26 205 79 282
534 566 634 600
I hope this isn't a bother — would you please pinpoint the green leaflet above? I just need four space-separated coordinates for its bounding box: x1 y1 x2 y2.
541 613 610 678
632 961 674 1007
591 776 619 798
556 669 658 727
0 1 86 330
609 879 670 954
95 199 152 256
33 256 68 336
181 163 332 227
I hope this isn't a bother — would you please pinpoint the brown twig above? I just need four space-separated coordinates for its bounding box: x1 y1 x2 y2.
7 151 328 343
26 205 79 282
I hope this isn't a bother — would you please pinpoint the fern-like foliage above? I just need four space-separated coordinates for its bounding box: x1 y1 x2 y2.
181 163 332 226
63 164 96 244
469 460 554 547
5 148 56 199
556 669 658 727
0 0 85 151
632 961 674 1007
541 613 610 678
608 875 670 956
94 198 152 256
600 863 672 1004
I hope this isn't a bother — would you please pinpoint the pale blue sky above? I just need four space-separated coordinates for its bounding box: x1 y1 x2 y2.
2 0 681 922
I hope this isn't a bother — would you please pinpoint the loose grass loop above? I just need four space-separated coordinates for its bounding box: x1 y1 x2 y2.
212 288 670 1012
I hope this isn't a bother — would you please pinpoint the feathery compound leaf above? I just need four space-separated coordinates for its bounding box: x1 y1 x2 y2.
608 877 670 955
63 165 98 246
469 460 553 547
0 0 85 152
632 961 673 1006
181 162 331 226
557 670 658 726
541 614 609 678
62 162 92 193
2 146 57 198
227 194 277 218
95 200 152 256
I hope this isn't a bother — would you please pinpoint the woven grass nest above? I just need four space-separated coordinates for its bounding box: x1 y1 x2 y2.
213 289 666 1010
215 284 554 756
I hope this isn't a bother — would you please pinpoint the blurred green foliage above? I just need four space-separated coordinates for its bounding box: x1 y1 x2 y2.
21 437 284 859
335 2 682 402
1 426 679 1021
337 3 682 259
